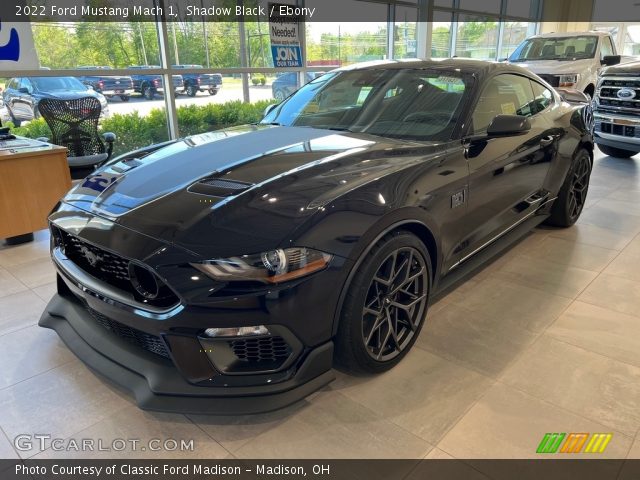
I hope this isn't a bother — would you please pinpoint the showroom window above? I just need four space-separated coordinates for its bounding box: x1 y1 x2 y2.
3 0 541 147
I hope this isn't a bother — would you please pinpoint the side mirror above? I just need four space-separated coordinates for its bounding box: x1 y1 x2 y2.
18 87 30 94
487 114 531 137
560 90 590 104
263 103 278 117
602 55 621 66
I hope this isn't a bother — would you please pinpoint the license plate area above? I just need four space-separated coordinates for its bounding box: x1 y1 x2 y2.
602 122 636 137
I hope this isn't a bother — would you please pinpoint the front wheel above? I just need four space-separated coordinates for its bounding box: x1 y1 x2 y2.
598 144 639 158
335 231 431 374
546 148 592 228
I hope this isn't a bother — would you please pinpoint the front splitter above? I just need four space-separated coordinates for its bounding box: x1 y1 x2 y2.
39 293 335 415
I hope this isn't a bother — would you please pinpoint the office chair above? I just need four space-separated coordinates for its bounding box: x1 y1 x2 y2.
37 96 116 178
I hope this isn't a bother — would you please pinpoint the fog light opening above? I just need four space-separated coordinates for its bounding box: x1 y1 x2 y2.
203 325 270 338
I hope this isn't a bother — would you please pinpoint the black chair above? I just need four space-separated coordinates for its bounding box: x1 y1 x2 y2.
37 96 116 177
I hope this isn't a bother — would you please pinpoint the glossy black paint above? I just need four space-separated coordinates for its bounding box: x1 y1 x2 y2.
40 59 593 413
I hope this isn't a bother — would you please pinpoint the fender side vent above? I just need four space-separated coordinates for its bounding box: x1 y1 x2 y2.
189 178 253 197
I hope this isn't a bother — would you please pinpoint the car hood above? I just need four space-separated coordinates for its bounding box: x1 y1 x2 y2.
509 58 593 74
61 125 441 257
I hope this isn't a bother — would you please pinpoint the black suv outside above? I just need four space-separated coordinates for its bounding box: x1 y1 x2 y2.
172 65 222 96
3 76 109 126
77 66 134 102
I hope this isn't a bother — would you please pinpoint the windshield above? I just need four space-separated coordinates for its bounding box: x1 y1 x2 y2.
509 36 598 61
32 77 88 91
261 68 470 142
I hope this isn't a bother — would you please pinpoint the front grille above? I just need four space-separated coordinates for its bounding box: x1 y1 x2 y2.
229 336 291 363
52 227 179 309
538 74 559 87
596 78 640 113
83 301 170 358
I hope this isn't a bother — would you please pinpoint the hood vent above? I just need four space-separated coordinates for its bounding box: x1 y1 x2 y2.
189 177 254 197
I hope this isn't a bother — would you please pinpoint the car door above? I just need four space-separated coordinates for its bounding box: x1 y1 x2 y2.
456 73 558 262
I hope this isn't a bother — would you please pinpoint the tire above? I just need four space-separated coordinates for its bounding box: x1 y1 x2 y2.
598 144 638 158
208 89 218 96
143 85 155 100
120 95 130 102
186 85 197 97
335 231 431 374
546 148 592 228
274 89 286 102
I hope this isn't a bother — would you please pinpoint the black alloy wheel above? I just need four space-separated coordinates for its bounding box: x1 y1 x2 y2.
362 247 429 362
567 152 590 222
335 231 431 374
546 148 591 227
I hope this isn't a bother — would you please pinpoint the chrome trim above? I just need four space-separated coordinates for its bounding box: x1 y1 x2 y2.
448 197 556 271
594 113 640 125
595 130 640 145
52 248 183 318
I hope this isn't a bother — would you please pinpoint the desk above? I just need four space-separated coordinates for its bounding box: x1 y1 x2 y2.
0 137 70 242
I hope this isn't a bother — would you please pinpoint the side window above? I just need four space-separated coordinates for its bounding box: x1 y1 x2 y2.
600 37 614 59
7 79 18 90
472 74 536 134
20 78 33 92
530 80 554 114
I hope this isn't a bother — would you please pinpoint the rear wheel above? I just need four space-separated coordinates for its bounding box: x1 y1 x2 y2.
143 85 155 100
274 89 286 102
546 148 592 227
120 95 130 102
335 231 430 374
208 88 218 96
186 85 197 97
598 144 638 158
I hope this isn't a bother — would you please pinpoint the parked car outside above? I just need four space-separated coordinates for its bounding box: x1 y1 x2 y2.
272 72 322 101
129 66 185 99
171 65 222 96
3 76 109 127
41 59 594 414
77 66 135 102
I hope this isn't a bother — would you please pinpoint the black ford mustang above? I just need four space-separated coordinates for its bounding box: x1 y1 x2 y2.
40 60 593 414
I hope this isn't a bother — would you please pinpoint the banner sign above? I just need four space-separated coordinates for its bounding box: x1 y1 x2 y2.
268 2 302 68
0 20 39 69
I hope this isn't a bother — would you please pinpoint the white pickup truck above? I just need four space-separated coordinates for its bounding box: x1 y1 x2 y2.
507 31 629 98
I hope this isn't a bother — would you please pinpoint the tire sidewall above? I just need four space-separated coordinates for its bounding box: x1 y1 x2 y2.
336 231 432 374
552 148 592 227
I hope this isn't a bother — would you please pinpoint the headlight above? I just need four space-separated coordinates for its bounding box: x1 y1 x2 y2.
191 247 332 284
558 74 580 88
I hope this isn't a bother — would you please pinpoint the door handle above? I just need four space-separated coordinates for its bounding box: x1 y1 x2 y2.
539 135 555 147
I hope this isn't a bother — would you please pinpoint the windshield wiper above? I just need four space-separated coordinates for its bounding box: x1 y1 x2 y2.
325 127 353 132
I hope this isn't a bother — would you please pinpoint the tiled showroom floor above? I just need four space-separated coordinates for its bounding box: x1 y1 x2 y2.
1 148 640 461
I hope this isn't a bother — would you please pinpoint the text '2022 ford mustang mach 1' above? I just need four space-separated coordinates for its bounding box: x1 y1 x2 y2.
40 60 594 414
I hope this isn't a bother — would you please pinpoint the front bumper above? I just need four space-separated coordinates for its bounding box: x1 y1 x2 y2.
40 287 335 414
102 89 134 96
594 111 640 151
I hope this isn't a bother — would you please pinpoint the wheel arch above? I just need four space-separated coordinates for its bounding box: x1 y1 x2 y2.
330 218 439 337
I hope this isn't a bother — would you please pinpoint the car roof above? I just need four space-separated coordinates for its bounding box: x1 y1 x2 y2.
333 58 532 77
529 31 608 38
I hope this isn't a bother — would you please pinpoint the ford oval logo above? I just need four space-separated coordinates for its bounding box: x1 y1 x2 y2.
617 88 636 99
